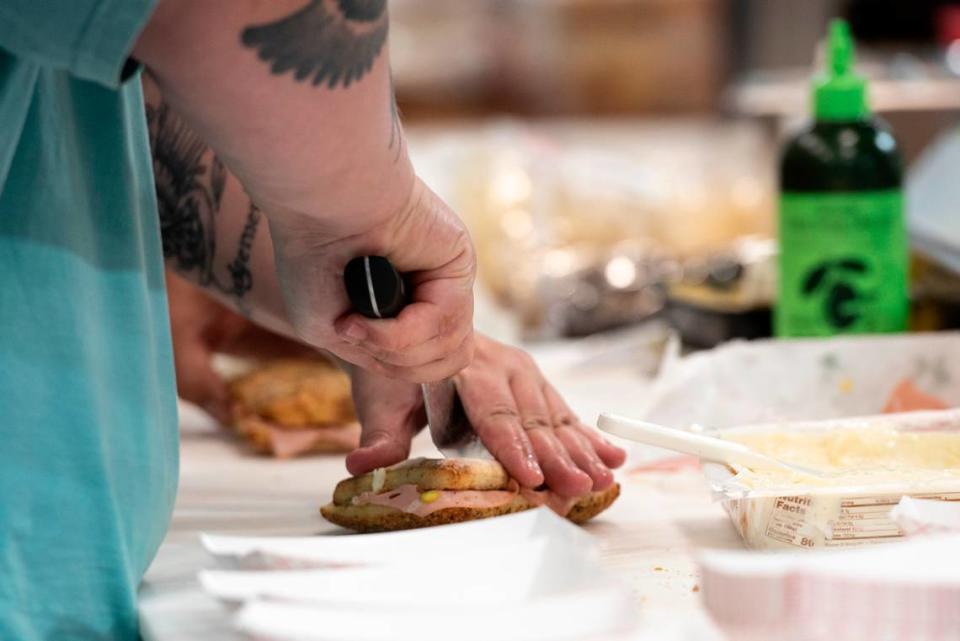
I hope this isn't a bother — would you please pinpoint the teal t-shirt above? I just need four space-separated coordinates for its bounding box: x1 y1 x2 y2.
0 2 178 640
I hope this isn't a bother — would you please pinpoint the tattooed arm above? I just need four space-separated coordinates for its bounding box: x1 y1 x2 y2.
136 0 407 226
144 75 293 337
133 1 475 382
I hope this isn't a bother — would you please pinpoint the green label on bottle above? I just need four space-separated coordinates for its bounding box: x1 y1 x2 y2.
776 190 907 337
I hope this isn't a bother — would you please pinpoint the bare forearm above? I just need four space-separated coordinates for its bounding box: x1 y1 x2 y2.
134 0 412 233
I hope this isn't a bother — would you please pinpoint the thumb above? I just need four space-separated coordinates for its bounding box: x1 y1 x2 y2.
345 427 412 477
345 372 424 475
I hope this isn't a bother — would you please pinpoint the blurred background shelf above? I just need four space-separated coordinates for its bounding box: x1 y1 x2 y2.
383 0 960 348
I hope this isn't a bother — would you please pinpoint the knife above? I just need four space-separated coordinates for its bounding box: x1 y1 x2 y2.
343 255 492 459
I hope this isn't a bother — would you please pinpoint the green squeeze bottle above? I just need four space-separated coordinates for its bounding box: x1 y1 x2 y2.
776 19 907 337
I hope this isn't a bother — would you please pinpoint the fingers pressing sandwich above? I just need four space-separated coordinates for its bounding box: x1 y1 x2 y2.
456 335 626 497
345 334 626 497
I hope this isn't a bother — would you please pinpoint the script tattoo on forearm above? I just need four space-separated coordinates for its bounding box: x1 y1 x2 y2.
241 0 388 89
226 204 261 299
147 102 260 303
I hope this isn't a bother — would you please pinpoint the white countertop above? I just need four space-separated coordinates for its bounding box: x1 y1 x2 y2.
139 336 741 641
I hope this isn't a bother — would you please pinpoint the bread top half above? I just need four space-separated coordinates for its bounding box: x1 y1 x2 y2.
332 457 512 505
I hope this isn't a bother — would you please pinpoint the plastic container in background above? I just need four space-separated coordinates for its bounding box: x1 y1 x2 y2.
704 410 960 550
636 333 960 549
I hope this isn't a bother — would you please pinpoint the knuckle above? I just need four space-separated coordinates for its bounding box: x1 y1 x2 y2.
506 348 536 369
514 350 537 370
487 404 520 420
551 412 576 428
362 426 393 440
439 308 471 341
475 404 519 431
373 331 405 354
456 370 494 390
521 415 550 430
359 426 397 447
525 425 556 449
452 227 477 274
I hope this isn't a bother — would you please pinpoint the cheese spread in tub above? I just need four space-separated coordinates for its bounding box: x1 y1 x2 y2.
723 428 960 489
706 410 960 550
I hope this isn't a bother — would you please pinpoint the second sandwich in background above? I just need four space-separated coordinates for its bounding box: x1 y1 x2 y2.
228 358 360 458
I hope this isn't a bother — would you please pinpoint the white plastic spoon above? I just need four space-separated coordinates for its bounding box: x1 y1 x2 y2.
597 413 828 477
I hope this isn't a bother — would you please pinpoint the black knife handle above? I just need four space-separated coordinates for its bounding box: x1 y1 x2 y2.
343 256 408 320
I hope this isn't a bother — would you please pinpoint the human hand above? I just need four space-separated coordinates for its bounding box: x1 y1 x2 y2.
165 271 313 422
346 335 626 497
268 177 476 384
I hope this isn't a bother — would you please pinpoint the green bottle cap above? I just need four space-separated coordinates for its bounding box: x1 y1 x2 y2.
813 19 869 121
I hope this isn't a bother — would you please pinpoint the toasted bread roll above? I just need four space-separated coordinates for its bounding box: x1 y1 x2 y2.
321 497 534 533
229 359 355 427
322 480 620 533
332 457 512 505
565 484 621 524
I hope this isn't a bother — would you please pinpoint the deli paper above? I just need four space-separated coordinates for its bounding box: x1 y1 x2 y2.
641 332 960 429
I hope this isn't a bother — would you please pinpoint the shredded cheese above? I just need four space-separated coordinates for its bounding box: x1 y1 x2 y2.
371 467 386 493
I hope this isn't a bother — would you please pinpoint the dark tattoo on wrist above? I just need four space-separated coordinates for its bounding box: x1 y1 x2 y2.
147 102 260 302
241 0 388 89
226 204 261 299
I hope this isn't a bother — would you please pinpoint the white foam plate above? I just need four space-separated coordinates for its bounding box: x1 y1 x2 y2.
233 587 637 641
199 537 595 606
201 507 592 570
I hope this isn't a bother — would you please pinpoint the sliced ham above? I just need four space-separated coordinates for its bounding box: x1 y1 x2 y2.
263 423 361 458
353 483 583 517
520 489 579 516
353 484 518 517
234 412 361 458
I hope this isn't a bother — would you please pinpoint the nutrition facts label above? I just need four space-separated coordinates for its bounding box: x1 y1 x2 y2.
764 493 960 548
764 496 817 547
829 496 907 543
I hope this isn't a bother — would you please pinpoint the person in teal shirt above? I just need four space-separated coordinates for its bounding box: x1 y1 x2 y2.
0 2 624 639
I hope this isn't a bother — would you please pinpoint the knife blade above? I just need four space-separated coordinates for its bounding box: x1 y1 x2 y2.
343 255 492 459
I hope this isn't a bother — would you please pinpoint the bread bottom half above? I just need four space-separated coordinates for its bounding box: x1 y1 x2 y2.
321 483 620 533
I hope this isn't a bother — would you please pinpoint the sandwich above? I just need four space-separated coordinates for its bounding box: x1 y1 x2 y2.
228 358 360 458
321 457 620 532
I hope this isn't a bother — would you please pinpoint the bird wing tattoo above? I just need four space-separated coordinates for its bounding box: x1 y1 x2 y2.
241 0 388 89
